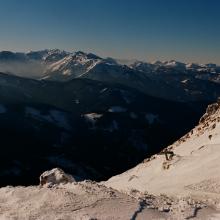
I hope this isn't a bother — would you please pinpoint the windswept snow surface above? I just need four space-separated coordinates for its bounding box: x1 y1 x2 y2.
1 180 220 219
0 182 169 220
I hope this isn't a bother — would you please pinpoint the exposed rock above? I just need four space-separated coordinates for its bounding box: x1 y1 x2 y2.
40 168 75 187
199 102 220 123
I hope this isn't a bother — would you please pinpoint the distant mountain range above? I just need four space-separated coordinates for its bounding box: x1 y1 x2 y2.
0 49 220 102
0 49 219 185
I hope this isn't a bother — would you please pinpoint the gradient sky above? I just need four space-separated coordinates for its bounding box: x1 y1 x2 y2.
0 0 219 64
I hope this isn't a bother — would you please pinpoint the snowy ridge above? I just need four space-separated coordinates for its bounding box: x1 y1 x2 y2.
131 59 219 72
0 49 219 81
105 100 220 201
1 170 220 219
42 51 103 80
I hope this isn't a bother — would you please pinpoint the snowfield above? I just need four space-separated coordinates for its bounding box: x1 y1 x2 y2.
0 181 168 220
83 113 103 126
1 179 220 219
2 180 220 220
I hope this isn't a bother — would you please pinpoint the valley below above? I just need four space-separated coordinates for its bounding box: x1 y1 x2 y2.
0 50 220 219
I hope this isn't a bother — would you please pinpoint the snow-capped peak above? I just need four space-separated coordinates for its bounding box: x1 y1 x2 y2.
42 51 103 80
163 60 186 68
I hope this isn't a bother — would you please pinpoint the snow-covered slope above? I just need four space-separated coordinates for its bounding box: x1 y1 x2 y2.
2 168 220 220
1 169 220 219
0 181 145 220
42 51 102 80
105 100 220 199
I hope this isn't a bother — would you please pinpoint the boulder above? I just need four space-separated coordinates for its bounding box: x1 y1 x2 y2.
40 168 75 187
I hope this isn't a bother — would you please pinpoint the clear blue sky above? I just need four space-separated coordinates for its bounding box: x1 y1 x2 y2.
0 0 219 64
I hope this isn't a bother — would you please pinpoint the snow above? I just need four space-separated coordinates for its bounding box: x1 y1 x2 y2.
181 79 189 84
108 106 127 113
105 102 220 201
3 101 220 219
43 52 102 79
62 69 72 76
83 59 101 74
83 113 103 126
0 104 6 113
2 51 220 218
1 49 220 85
100 87 108 93
0 181 219 219
0 181 159 220
164 60 186 68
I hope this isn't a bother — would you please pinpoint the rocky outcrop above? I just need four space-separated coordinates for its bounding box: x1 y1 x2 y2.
199 99 220 124
40 168 76 187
